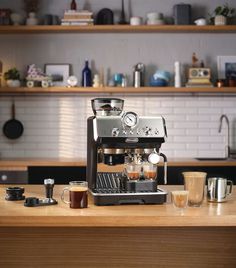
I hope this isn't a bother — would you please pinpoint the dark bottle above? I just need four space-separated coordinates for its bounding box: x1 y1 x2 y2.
82 60 92 87
70 0 77 10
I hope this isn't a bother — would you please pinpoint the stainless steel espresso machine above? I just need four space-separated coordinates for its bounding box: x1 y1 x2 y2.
87 98 168 205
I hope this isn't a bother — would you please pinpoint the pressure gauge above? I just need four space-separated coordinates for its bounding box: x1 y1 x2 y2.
123 112 138 128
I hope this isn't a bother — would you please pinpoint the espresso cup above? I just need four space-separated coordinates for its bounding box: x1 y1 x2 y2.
125 163 141 180
61 181 88 208
143 163 157 180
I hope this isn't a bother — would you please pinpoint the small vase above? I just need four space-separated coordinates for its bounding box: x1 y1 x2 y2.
10 13 24 25
6 80 21 87
26 12 38 26
214 15 227 25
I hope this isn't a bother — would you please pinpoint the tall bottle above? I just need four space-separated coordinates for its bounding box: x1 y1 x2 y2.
82 60 92 87
174 61 181 88
70 0 77 10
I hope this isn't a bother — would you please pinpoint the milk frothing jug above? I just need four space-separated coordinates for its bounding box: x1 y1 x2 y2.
207 177 233 202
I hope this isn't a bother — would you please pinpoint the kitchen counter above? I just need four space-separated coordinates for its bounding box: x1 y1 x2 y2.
0 185 236 227
0 185 236 267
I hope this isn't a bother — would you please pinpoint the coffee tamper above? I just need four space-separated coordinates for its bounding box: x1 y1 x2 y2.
24 178 58 207
42 178 58 205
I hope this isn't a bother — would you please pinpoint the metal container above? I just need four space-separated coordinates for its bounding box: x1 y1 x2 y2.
207 177 233 202
91 98 124 116
133 63 145 88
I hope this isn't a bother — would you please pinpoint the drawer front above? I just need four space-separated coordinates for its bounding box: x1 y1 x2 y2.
0 171 28 184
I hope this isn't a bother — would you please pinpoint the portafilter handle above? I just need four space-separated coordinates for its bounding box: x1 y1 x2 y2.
159 153 168 185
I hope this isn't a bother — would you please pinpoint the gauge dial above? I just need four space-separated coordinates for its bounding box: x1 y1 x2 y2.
123 112 138 128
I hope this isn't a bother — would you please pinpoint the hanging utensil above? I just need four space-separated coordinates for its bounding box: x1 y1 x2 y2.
3 101 24 139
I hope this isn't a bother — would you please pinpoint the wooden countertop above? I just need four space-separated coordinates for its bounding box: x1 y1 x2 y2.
0 185 235 228
0 157 236 170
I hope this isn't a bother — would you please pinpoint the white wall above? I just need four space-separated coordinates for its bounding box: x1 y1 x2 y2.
0 0 236 159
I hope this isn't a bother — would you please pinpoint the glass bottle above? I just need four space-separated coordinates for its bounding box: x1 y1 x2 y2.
70 0 77 10
82 60 92 87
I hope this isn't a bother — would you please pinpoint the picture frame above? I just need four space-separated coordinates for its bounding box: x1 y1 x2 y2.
217 56 236 80
44 64 71 86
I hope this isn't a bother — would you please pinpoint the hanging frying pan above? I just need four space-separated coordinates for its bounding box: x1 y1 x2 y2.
3 102 24 139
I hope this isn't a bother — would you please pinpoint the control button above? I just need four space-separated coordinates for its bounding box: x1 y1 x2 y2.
136 128 141 135
112 128 119 137
144 127 152 136
129 130 134 135
122 129 127 135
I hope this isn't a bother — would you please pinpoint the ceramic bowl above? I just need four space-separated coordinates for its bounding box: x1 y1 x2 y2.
153 70 171 82
149 77 168 87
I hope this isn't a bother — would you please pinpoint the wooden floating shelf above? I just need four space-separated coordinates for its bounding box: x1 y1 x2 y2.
0 86 236 94
0 25 236 34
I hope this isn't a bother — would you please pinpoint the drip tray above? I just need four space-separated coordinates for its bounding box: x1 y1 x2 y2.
91 188 167 205
92 172 167 205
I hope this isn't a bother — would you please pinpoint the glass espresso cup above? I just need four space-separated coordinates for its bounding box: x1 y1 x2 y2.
143 163 157 180
61 181 88 209
125 163 141 180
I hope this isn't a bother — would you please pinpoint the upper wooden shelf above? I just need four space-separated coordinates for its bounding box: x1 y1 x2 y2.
0 86 236 94
0 25 236 34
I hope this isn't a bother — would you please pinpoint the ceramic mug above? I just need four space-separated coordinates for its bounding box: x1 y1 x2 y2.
130 17 142 25
194 18 207 26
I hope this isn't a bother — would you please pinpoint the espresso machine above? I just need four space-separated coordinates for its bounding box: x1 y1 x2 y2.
87 98 168 205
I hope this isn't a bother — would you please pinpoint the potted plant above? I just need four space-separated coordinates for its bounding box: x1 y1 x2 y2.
4 68 21 87
209 3 235 25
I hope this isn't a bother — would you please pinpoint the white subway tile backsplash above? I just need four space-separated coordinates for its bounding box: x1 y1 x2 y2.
0 95 236 159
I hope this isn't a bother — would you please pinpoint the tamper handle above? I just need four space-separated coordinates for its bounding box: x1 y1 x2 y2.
44 178 54 199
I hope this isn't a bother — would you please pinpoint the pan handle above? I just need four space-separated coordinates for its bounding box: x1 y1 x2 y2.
11 102 15 119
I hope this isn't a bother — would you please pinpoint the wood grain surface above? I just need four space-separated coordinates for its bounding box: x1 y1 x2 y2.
0 227 235 268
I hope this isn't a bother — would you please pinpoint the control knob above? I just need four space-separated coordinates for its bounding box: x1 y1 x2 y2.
144 127 152 136
112 128 120 137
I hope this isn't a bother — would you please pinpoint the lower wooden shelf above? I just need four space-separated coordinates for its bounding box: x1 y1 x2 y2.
0 86 236 94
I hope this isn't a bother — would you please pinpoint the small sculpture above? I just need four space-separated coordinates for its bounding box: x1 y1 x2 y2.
192 52 199 67
26 64 52 88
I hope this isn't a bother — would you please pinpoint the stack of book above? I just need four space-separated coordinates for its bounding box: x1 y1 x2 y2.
186 78 213 87
61 10 94 26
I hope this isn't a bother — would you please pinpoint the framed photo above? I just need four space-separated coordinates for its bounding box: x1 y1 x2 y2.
45 64 71 86
217 56 236 79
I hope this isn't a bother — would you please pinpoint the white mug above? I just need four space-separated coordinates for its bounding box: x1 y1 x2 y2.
194 18 207 26
130 17 142 25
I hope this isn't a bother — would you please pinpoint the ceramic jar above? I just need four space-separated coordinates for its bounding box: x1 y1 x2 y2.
6 80 21 87
214 15 227 25
26 12 38 25
10 13 24 25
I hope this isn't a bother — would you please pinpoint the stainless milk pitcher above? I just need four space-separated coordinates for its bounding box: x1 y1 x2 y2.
207 177 233 202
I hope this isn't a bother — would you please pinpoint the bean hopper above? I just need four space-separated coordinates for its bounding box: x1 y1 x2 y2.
87 98 168 205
